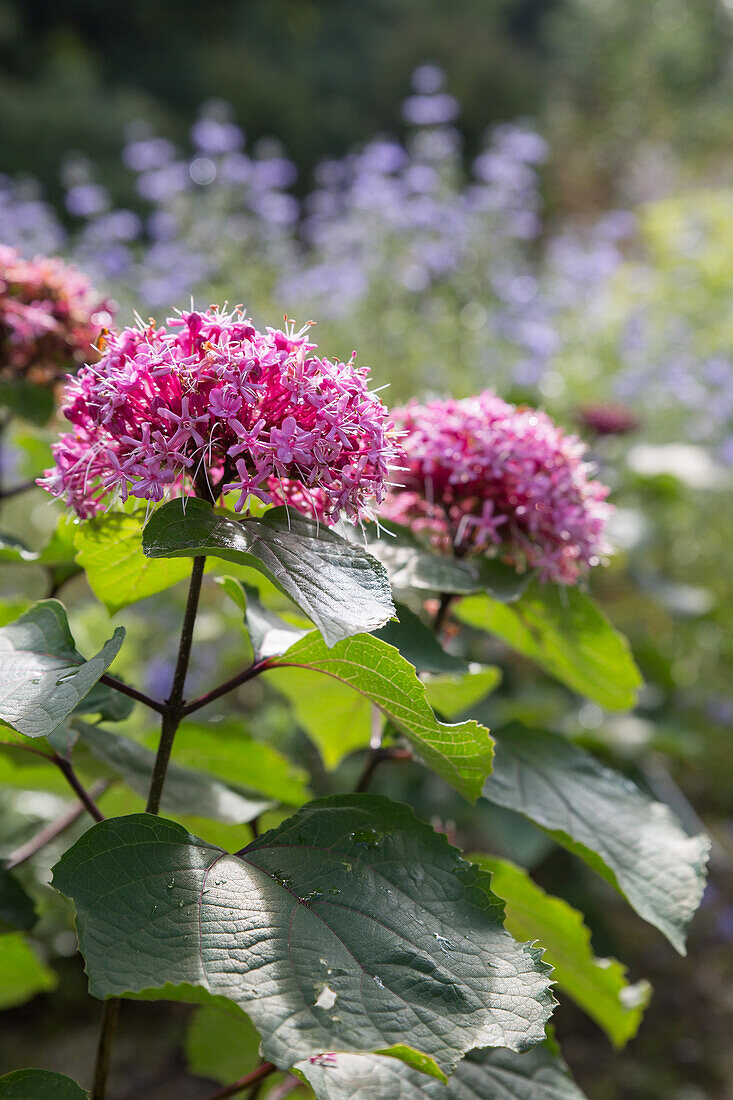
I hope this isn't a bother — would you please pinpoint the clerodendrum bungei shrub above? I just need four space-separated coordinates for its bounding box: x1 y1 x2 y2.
0 301 709 1100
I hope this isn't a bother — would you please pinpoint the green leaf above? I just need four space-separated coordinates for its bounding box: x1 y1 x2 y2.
0 379 54 425
454 583 642 710
0 865 37 933
0 600 125 738
0 519 77 567
171 721 310 805
73 679 135 723
374 1047 447 1084
219 576 309 659
75 511 192 614
267 668 373 768
424 667 502 719
362 521 481 595
74 722 271 824
185 1001 263 1084
186 1002 312 1095
472 856 650 1047
0 1071 87 1099
143 499 394 647
373 603 466 674
295 1043 587 1099
184 1001 311 1095
0 933 57 1009
53 797 555 1070
0 535 36 563
483 725 710 953
268 632 494 800
362 521 532 602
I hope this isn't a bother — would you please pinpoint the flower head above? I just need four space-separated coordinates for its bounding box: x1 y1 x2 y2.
383 391 612 584
40 305 397 522
0 245 113 385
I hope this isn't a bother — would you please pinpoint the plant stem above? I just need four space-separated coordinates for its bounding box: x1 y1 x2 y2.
432 592 454 634
92 999 121 1100
0 478 37 501
201 1063 276 1100
5 780 110 869
53 755 105 823
355 747 412 793
145 554 205 814
182 657 272 715
91 556 206 1099
99 673 166 715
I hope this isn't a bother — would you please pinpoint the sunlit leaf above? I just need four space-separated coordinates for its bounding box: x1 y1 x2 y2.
0 601 125 738
268 631 493 799
53 797 554 1070
0 933 57 1010
455 583 642 710
295 1042 587 1099
472 855 650 1047
143 499 394 647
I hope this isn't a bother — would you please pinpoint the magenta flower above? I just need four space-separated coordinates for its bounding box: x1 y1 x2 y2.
383 391 613 585
40 306 397 523
0 245 113 386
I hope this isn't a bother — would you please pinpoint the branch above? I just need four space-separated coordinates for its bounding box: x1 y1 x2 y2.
355 746 412 793
182 658 272 715
0 478 38 501
145 555 206 814
431 592 454 634
53 755 105 823
99 673 166 715
5 780 110 869
201 1063 277 1100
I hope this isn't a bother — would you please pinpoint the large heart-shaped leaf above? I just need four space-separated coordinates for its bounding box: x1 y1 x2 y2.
296 1043 587 1099
455 584 642 710
482 725 709 953
268 632 494 799
0 866 37 933
472 856 650 1047
0 934 57 1010
0 1070 87 1099
0 601 125 738
75 512 192 614
53 797 554 1070
143 499 394 647
75 723 271 824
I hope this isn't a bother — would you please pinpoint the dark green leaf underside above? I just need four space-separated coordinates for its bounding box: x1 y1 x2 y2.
483 725 709 953
143 499 394 647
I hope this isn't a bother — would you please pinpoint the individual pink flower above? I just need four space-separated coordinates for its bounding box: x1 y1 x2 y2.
383 391 613 584
0 246 113 386
40 305 397 523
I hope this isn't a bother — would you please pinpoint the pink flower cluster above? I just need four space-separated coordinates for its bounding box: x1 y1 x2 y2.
0 246 112 385
383 391 612 584
40 306 397 523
